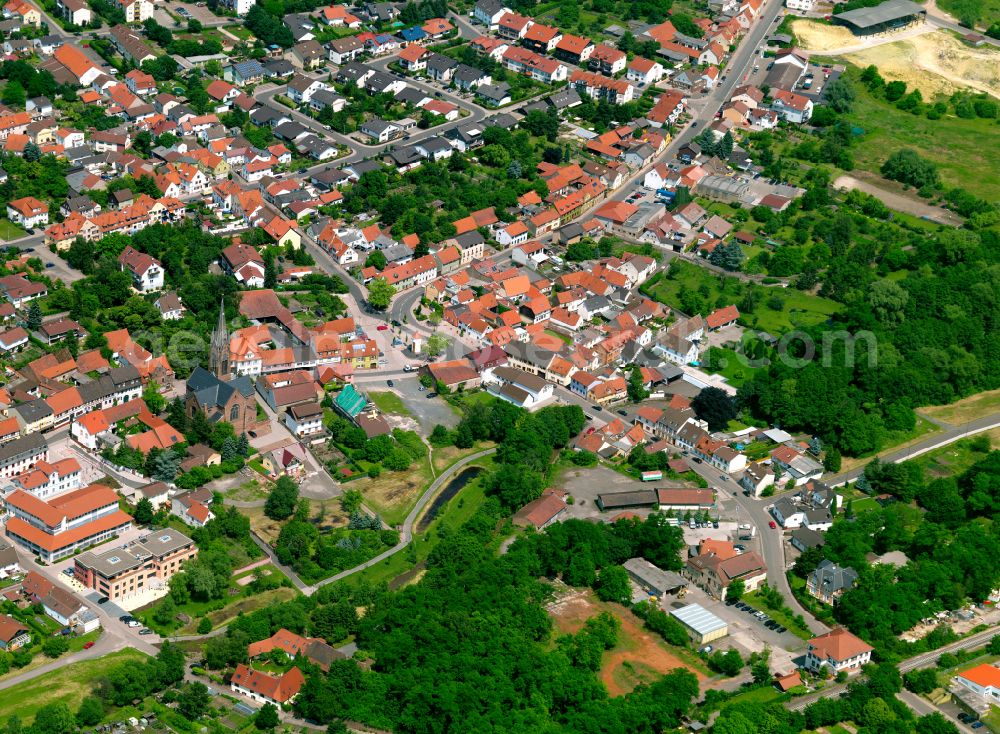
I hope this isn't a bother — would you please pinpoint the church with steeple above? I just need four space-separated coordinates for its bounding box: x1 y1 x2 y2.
209 298 230 379
183 298 257 436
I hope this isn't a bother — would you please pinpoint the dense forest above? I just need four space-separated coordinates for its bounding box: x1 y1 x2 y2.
737 197 1000 456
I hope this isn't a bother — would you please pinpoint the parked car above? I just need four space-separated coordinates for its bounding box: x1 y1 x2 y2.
387 380 394 387
617 409 628 417
426 392 437 398
769 520 777 529
139 628 153 635
592 405 603 411
377 324 389 330
98 596 109 604
83 641 95 649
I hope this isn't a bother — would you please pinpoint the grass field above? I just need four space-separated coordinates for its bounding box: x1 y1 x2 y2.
936 0 1000 30
0 648 149 725
172 585 298 635
846 75 1000 202
836 415 942 475
703 347 763 388
921 388 1000 425
643 263 842 334
368 390 411 416
718 684 789 710
358 456 434 526
908 434 994 479
983 706 1000 734
0 219 26 241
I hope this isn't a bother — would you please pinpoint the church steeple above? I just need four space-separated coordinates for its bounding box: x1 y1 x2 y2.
209 298 229 378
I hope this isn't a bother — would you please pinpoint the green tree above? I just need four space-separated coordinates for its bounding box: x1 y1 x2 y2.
627 364 649 403
75 697 104 727
143 382 166 414
255 703 280 730
42 636 69 658
726 578 745 601
265 475 299 520
197 617 212 634
32 703 75 734
424 333 449 357
26 302 42 331
367 277 396 311
134 496 154 525
691 387 737 432
2 80 25 108
881 148 940 188
177 682 211 719
594 565 632 605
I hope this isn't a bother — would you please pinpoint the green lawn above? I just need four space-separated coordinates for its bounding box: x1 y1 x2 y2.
908 436 994 479
741 591 813 640
847 76 1000 202
703 347 763 388
718 684 790 710
983 706 1000 734
0 219 26 240
642 262 842 335
368 390 411 416
223 24 254 40
0 648 149 725
935 0 1000 29
844 496 880 515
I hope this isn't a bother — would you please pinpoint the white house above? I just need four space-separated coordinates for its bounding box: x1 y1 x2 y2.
770 89 813 123
771 497 833 531
7 197 48 229
804 629 873 676
473 0 511 29
118 246 164 293
284 403 324 437
486 366 554 411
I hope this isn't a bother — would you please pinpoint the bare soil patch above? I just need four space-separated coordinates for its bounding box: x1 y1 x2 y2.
547 586 707 697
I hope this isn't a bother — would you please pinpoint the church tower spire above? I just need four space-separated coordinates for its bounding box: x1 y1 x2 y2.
209 298 229 378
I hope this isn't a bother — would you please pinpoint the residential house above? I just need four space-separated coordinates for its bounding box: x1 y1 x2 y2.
804 628 873 675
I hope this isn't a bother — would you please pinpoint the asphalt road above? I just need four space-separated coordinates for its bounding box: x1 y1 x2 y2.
825 413 1000 487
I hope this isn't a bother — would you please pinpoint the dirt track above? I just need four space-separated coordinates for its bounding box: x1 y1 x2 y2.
548 587 708 697
834 174 964 226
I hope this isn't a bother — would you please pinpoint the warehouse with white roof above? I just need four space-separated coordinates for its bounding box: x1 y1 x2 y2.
670 603 729 645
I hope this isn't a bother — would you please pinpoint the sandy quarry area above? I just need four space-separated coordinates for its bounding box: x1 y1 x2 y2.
792 21 1000 98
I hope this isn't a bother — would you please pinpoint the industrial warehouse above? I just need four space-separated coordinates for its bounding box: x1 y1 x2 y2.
833 0 927 35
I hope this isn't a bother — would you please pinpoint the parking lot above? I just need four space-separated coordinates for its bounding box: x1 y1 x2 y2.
555 465 651 521
663 583 804 672
387 375 462 432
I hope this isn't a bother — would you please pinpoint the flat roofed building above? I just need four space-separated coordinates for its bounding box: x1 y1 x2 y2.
670 603 728 644
73 527 197 601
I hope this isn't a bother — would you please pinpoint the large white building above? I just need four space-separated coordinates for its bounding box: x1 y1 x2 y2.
804 628 873 675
